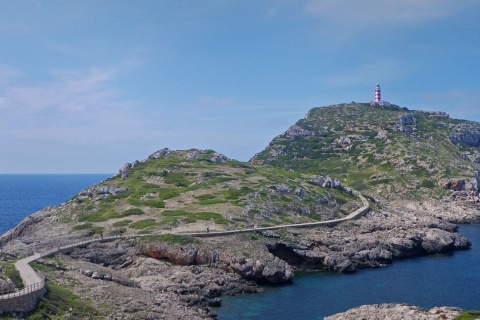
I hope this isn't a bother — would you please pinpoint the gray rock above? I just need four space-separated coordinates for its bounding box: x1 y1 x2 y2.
323 253 355 273
148 148 171 160
449 123 480 147
420 229 455 254
309 175 341 188
325 303 463 320
275 184 290 194
285 125 315 140
397 114 417 135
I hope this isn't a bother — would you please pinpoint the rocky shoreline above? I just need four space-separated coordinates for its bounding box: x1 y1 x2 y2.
0 197 477 318
325 303 464 320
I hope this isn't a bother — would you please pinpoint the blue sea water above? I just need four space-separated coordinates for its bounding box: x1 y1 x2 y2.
218 224 480 319
0 174 112 235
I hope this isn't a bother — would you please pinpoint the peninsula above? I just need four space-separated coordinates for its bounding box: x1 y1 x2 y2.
1 103 480 319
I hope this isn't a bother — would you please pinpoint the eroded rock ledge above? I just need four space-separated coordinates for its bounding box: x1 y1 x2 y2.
324 303 463 320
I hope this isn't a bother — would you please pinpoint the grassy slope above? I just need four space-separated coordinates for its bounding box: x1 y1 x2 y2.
59 150 360 237
252 103 480 201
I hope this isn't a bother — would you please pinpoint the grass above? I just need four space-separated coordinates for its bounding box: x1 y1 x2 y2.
142 233 199 245
197 199 227 205
160 210 229 225
113 219 133 227
70 223 103 235
0 262 23 288
78 206 146 223
26 281 99 319
454 311 480 320
129 219 158 229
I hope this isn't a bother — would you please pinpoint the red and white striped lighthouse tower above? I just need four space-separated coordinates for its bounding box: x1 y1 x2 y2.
374 83 381 102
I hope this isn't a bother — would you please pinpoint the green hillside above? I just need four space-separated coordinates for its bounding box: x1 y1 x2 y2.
62 149 360 237
251 103 480 202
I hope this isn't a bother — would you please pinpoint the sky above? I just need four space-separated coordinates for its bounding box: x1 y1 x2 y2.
1 1 480 173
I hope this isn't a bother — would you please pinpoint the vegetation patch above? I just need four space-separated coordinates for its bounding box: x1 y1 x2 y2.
120 208 145 217
112 219 132 227
142 233 199 245
224 187 254 200
418 179 436 189
0 262 23 288
70 222 103 235
197 199 227 205
26 281 99 319
162 210 191 217
129 219 158 229
454 311 480 320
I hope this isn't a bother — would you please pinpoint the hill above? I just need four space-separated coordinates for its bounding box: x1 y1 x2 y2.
0 104 478 319
252 103 480 221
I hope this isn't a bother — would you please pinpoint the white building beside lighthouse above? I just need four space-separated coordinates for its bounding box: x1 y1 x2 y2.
370 83 390 106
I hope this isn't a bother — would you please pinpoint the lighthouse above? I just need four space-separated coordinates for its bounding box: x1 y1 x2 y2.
374 83 381 102
370 83 390 106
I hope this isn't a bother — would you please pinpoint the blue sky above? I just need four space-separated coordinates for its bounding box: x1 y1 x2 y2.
1 1 479 173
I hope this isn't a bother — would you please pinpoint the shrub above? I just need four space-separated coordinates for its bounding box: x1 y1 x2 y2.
194 194 216 200
418 179 435 189
120 208 145 217
453 311 480 320
113 219 132 227
142 233 199 245
129 219 157 229
29 281 98 318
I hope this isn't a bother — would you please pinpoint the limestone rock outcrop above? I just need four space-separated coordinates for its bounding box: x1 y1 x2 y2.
325 303 463 320
449 122 480 147
78 185 129 201
137 241 293 284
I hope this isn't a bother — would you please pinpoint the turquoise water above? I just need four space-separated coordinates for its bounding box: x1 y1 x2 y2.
217 224 480 319
0 174 112 235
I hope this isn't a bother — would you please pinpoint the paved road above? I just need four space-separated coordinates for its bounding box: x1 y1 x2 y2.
14 253 42 287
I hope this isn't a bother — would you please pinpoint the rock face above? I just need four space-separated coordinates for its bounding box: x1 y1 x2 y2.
78 185 129 201
449 122 480 147
325 303 463 320
0 274 15 293
0 207 54 247
285 125 315 140
397 113 417 135
137 241 294 284
309 175 341 188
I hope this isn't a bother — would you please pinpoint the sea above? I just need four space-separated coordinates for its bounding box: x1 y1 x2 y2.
0 174 479 319
0 174 111 235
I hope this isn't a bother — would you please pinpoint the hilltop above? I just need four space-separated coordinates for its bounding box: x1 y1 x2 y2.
252 103 480 222
0 104 478 318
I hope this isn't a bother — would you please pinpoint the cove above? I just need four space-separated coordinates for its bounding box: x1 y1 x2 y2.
217 224 480 320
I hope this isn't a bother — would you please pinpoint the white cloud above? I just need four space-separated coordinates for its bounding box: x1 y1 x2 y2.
0 65 143 148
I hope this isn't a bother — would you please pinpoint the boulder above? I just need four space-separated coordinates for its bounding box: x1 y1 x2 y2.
420 229 455 254
325 303 463 320
285 125 315 140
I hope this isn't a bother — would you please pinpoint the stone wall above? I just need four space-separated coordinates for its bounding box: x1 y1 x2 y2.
0 285 46 313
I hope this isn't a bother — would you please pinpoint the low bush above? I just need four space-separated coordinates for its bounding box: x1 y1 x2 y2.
113 219 132 227
142 233 199 245
129 219 157 229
